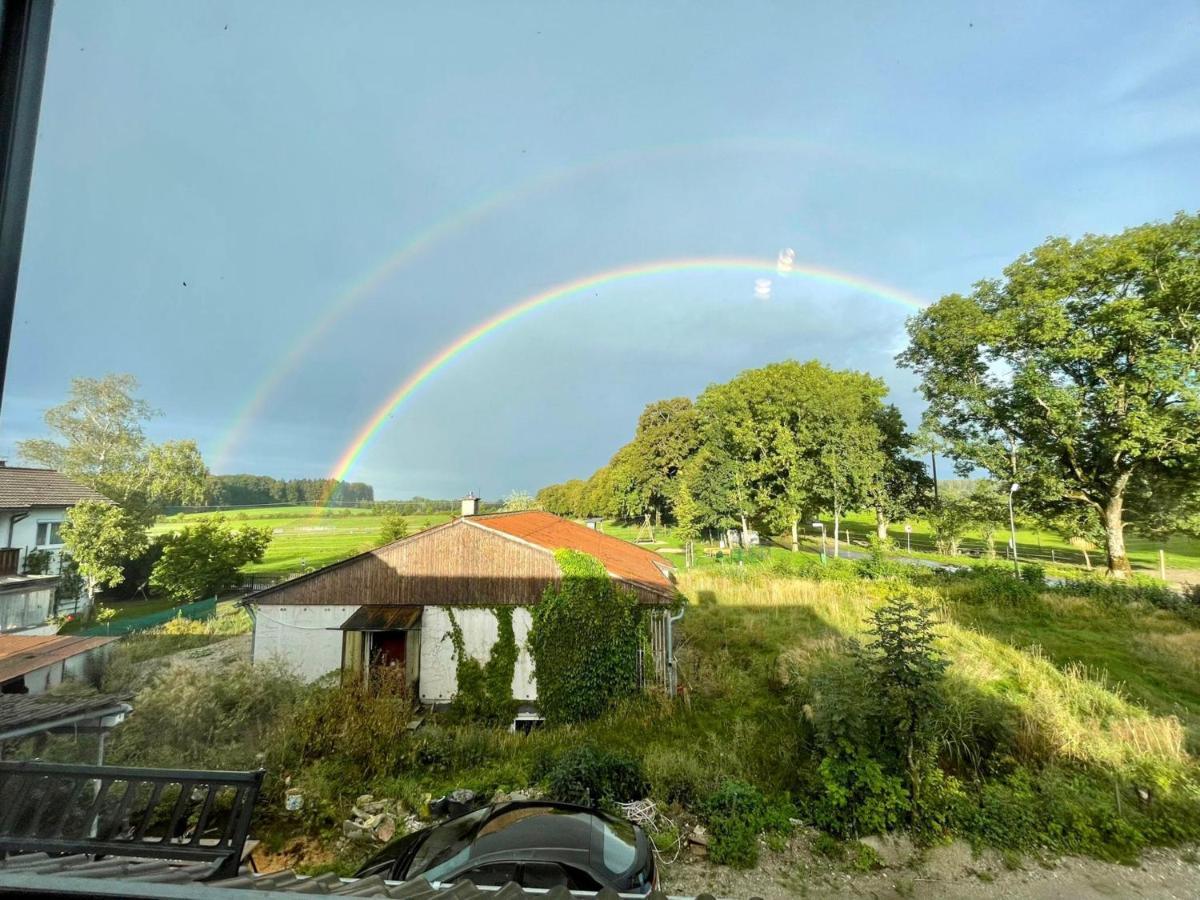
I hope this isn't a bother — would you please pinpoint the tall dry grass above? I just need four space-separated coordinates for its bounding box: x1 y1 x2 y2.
677 570 1190 770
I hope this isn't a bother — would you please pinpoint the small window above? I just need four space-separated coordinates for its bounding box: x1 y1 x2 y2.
519 862 568 889
35 522 63 546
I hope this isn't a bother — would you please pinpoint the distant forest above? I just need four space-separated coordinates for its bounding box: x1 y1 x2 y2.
205 474 375 506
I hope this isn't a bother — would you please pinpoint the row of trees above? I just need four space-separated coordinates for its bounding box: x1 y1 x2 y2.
18 375 270 603
205 474 374 507
539 361 932 552
542 213 1200 576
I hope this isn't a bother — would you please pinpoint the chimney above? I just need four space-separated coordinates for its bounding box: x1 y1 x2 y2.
461 492 480 517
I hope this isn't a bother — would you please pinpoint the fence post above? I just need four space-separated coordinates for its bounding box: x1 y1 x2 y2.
1051 549 1056 564
1159 548 1167 581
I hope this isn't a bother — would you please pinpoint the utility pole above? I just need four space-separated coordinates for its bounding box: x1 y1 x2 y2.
1008 483 1020 577
930 451 939 504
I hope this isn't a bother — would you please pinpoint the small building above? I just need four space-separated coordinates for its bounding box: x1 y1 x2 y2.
245 509 678 705
0 464 108 629
0 634 117 695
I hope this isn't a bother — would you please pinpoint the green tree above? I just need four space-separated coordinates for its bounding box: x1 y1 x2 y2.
926 493 974 556
527 550 641 723
150 517 271 602
18 374 208 522
967 481 1010 559
377 513 410 545
673 477 702 544
899 213 1200 575
60 500 149 601
500 489 537 512
607 398 702 523
865 406 933 542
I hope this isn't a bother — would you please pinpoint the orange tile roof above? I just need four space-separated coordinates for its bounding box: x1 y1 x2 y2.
0 634 117 684
469 511 676 599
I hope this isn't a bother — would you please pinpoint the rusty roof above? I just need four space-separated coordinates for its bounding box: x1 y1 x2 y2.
0 466 108 510
0 634 117 684
468 512 675 599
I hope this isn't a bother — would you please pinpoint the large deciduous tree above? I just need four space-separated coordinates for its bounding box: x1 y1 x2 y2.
150 518 271 602
900 213 1200 575
18 374 208 522
60 500 149 602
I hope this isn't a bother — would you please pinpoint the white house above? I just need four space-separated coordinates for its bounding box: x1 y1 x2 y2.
0 464 108 632
244 503 679 710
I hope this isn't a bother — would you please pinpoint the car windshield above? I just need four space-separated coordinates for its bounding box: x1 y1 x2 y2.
598 816 638 876
407 807 490 881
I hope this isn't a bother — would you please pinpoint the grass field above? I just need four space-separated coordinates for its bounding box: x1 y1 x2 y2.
152 507 452 575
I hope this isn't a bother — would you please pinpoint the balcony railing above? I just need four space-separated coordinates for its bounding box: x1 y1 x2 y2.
0 761 263 881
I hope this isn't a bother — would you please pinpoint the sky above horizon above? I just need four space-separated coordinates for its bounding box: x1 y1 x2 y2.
2 1 1197 499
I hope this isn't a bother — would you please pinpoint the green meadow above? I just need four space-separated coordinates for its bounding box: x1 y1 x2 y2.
152 506 452 575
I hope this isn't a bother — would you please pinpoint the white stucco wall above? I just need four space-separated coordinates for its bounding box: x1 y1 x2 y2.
16 660 64 695
1 508 69 571
251 604 359 682
419 606 537 705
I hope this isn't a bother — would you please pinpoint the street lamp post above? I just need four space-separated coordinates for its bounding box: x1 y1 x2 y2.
812 522 827 564
1008 483 1020 577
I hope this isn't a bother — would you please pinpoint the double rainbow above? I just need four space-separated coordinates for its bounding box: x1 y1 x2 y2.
320 255 928 500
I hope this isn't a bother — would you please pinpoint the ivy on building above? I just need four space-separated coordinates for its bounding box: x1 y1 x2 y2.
527 549 641 723
446 606 519 724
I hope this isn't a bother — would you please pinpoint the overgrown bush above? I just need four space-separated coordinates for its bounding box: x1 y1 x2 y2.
268 665 414 783
957 566 1040 604
108 660 302 769
541 746 648 807
527 550 642 723
808 749 908 838
700 780 792 867
1061 575 1189 616
768 552 857 582
1019 562 1046 586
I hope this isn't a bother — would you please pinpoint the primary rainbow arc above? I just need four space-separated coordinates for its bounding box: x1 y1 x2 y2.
321 255 928 501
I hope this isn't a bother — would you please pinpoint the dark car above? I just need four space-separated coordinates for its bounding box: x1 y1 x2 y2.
355 801 657 893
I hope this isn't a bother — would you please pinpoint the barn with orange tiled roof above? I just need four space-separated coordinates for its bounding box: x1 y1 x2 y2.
243 499 680 710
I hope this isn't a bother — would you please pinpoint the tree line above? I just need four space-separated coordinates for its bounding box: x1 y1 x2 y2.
204 474 374 507
541 212 1200 576
539 361 931 552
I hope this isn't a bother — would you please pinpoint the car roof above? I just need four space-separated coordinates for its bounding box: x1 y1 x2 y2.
463 802 629 874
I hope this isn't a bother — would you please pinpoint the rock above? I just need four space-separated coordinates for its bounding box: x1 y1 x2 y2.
858 834 915 868
450 789 477 804
361 813 385 831
342 820 368 841
356 794 374 808
362 800 390 815
350 806 368 821
373 815 397 843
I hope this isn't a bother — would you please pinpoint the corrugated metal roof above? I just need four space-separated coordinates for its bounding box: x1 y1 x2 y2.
336 606 423 632
0 466 108 510
0 692 129 736
0 634 117 684
468 513 675 600
0 854 707 898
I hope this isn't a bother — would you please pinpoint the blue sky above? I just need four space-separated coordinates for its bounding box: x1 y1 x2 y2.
3 1 1197 499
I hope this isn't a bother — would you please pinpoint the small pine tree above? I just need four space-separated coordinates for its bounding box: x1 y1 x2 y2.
861 592 947 795
377 514 409 545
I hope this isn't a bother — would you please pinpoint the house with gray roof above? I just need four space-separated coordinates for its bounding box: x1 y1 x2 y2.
0 464 108 632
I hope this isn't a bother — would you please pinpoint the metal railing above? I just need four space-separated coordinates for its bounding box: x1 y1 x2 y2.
0 761 262 881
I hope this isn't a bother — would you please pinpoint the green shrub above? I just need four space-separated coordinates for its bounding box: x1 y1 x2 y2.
960 569 1039 604
542 746 648 807
808 749 908 837
1019 562 1046 586
700 780 793 868
1062 575 1188 616
527 550 642 723
768 552 857 582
